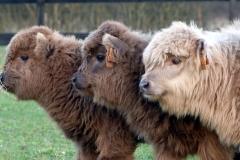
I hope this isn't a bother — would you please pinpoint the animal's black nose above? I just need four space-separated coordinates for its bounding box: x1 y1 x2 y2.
139 81 149 93
71 75 77 85
0 73 4 84
71 74 83 90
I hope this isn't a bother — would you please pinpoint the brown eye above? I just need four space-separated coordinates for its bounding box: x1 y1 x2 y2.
21 55 29 61
172 58 181 65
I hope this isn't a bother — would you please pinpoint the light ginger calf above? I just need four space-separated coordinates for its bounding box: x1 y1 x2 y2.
140 20 240 147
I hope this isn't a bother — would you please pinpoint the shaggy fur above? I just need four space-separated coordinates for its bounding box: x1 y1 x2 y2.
0 26 137 160
140 20 240 147
72 20 235 160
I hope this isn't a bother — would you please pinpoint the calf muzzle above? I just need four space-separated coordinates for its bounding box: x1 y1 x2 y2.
71 73 88 90
139 80 149 93
71 74 79 89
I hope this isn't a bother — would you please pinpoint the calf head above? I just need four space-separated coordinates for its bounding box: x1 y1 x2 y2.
73 35 132 107
140 21 214 115
72 21 150 108
1 26 82 100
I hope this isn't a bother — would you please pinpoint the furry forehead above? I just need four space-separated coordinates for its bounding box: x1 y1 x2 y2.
7 26 52 53
143 21 203 70
221 19 240 32
80 20 150 58
81 21 129 56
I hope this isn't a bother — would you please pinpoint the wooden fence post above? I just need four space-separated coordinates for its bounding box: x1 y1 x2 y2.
37 0 45 25
229 0 237 22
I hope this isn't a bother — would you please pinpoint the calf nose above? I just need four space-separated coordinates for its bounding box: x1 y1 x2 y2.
139 81 149 93
71 75 77 86
0 73 4 84
71 74 84 90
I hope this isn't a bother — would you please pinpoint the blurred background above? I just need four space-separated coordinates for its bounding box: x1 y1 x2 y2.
0 0 240 45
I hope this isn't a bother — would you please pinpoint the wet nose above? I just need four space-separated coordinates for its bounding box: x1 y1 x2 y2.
0 73 4 84
139 81 149 93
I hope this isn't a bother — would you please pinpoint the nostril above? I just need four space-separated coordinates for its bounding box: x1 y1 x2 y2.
139 81 149 89
71 76 77 84
0 73 4 83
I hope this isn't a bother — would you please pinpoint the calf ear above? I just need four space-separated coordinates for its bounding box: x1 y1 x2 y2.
102 34 130 66
34 33 54 58
196 38 209 70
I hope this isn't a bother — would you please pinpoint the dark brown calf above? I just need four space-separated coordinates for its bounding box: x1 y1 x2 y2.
0 26 137 160
73 20 236 160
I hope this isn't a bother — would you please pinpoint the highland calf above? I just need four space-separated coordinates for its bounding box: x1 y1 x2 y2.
140 20 240 147
72 20 235 160
0 26 137 160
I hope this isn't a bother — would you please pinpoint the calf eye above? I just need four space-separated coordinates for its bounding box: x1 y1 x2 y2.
172 58 181 65
21 55 29 61
96 55 105 62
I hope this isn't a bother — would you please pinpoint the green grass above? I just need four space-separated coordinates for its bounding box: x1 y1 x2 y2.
0 46 199 160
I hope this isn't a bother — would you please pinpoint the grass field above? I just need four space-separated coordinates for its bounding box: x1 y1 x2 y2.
0 46 199 160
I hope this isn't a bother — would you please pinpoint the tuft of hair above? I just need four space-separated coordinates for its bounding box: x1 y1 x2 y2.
143 21 203 71
81 20 151 57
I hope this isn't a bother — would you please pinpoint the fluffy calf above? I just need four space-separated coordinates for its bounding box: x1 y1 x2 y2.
140 20 240 147
72 20 235 160
0 26 137 160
